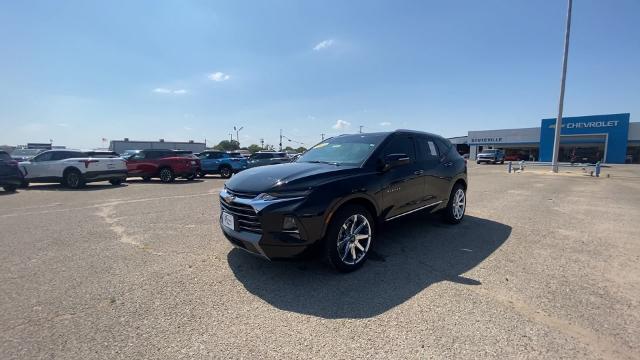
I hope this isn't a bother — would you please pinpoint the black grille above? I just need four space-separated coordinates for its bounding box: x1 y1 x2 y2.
220 200 262 234
226 189 258 199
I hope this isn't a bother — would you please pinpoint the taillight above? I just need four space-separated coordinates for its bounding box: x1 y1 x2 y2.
78 159 98 168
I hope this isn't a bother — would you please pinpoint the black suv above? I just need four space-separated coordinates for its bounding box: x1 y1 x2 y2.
0 151 23 192
219 130 468 272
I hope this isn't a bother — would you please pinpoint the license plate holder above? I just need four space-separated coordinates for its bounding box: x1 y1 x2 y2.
221 211 235 231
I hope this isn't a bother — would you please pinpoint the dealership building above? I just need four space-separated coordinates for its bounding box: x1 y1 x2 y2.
455 113 639 164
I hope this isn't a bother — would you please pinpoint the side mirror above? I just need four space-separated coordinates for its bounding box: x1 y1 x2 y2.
381 153 410 171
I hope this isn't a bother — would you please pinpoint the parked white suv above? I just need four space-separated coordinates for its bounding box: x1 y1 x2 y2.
19 150 128 189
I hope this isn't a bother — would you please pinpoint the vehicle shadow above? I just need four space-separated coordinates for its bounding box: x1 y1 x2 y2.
125 179 205 185
228 213 511 319
23 183 129 191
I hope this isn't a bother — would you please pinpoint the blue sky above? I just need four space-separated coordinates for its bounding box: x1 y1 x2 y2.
1 0 638 149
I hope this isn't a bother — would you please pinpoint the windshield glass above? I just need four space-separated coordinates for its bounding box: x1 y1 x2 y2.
481 149 497 154
297 134 386 166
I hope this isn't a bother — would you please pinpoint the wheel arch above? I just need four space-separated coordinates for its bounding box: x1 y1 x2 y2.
63 166 82 176
322 194 379 239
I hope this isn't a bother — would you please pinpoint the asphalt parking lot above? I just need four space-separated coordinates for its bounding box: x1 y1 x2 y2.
1 164 639 359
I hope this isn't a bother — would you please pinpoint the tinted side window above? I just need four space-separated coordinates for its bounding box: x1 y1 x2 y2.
33 152 54 162
0 152 11 161
382 135 415 161
433 138 451 157
210 153 223 159
416 137 440 161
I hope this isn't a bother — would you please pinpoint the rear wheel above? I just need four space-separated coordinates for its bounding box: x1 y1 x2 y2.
197 170 206 178
64 169 85 189
109 178 123 186
219 166 232 179
142 176 151 182
3 185 17 192
186 173 196 181
159 168 175 183
442 184 466 224
324 205 374 273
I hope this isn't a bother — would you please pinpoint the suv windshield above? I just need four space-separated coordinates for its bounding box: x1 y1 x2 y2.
297 134 386 166
481 149 497 154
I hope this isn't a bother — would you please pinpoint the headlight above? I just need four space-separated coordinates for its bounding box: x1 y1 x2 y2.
255 190 311 200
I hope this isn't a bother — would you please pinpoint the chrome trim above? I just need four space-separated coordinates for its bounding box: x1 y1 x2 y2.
220 188 305 212
385 201 443 221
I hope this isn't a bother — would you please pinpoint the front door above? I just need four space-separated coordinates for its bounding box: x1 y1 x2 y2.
379 134 425 220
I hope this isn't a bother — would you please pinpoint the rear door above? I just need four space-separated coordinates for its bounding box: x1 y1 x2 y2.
379 134 424 219
416 136 449 204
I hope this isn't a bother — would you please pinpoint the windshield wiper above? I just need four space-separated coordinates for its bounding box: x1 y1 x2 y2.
304 160 340 166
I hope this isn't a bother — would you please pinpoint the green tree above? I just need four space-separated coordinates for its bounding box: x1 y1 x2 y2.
213 140 240 151
295 146 307 153
246 144 262 154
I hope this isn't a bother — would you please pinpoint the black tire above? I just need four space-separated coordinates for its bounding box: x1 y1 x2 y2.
186 173 196 181
476 160 480 164
159 167 175 183
442 183 466 224
19 180 29 188
142 177 151 182
324 204 375 273
219 166 232 179
64 169 85 189
3 185 18 192
197 170 206 178
109 178 123 186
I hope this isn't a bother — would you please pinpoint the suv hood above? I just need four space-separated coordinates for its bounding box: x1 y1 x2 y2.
225 162 360 193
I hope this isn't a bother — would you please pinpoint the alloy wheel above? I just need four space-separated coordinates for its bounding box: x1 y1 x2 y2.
452 188 466 220
160 169 172 182
67 173 79 188
336 214 372 265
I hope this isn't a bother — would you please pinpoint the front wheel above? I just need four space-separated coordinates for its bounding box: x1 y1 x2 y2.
442 184 466 224
159 168 175 183
185 173 196 181
324 205 374 273
3 185 18 192
219 166 232 179
109 178 123 186
197 170 206 178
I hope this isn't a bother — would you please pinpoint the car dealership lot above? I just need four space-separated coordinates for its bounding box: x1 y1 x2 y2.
1 166 639 359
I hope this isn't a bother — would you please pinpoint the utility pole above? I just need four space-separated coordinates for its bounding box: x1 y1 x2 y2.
234 126 244 147
279 129 283 151
228 133 233 142
359 125 363 134
321 133 325 141
552 0 573 173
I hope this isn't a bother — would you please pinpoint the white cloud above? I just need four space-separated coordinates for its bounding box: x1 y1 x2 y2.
153 88 188 95
313 39 334 51
332 119 351 130
208 72 230 82
379 121 392 126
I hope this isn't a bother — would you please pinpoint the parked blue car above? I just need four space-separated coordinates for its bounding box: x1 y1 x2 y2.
197 151 248 178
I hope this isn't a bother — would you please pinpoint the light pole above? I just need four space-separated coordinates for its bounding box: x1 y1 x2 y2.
359 125 364 133
234 126 244 147
552 0 573 173
321 133 325 141
228 133 233 142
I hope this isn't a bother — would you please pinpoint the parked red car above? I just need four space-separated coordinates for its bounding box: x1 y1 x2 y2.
123 149 199 182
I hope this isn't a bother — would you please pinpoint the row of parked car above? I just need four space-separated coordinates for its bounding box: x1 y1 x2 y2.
0 148 296 192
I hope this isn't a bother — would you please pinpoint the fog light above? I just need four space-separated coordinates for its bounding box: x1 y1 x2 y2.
282 216 298 231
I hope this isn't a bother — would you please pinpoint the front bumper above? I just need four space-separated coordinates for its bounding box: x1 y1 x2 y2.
218 189 322 260
0 174 23 186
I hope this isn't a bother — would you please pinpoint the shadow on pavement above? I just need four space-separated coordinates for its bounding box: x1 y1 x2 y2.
23 183 129 191
125 178 205 185
228 213 511 319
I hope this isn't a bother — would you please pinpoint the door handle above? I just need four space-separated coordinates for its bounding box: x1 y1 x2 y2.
414 170 424 175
